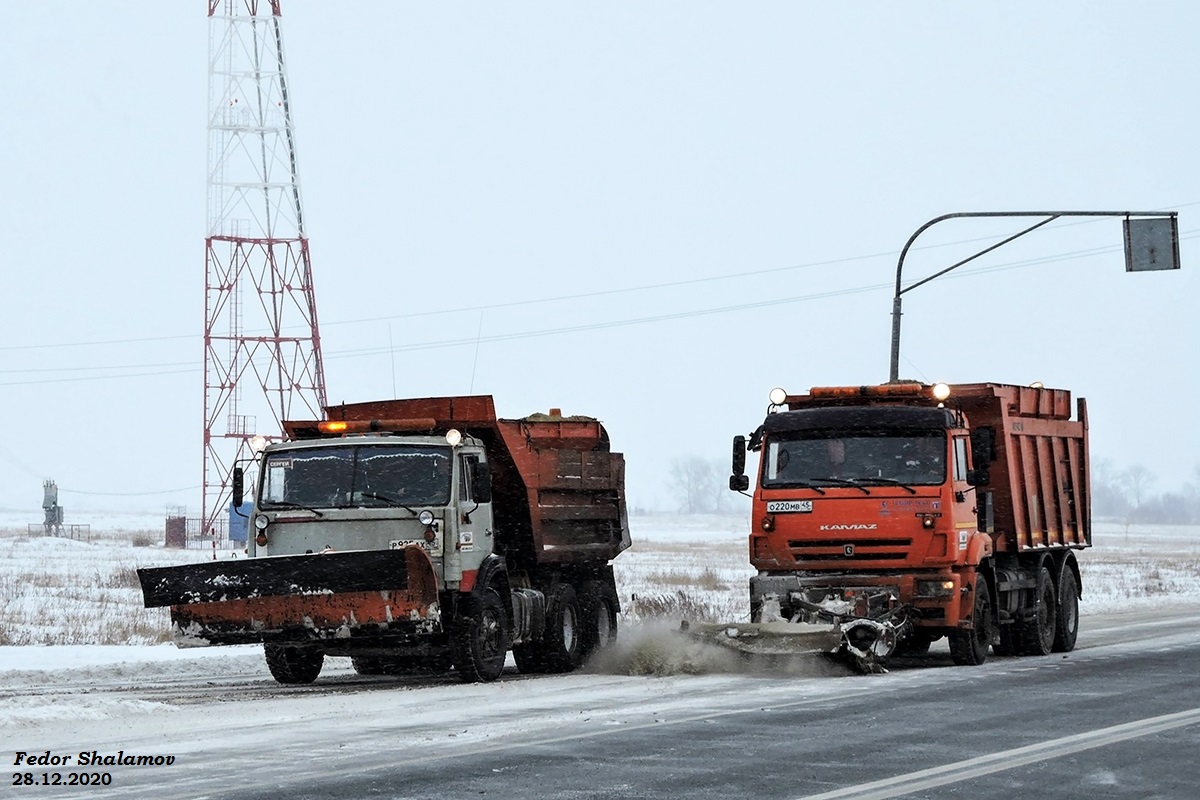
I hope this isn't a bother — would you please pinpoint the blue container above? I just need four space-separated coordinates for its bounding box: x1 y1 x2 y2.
228 502 252 543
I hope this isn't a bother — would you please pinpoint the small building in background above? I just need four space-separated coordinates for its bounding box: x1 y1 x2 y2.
165 515 187 548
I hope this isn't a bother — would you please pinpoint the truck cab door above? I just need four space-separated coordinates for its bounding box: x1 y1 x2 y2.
955 434 994 533
456 453 495 558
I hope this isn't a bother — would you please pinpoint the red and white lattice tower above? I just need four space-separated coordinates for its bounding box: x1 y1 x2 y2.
203 0 327 533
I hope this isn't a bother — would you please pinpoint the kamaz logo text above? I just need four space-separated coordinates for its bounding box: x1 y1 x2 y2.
819 524 878 530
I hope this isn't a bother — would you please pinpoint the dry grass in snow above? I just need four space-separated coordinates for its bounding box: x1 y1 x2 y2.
1 515 1197 649
0 530 220 646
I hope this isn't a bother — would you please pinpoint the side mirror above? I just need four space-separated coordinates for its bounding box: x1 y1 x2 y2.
966 467 989 487
730 435 749 492
976 490 995 533
232 467 245 508
732 435 746 475
472 462 493 504
970 426 996 465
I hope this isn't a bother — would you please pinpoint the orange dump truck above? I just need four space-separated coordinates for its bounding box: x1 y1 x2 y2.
139 395 630 684
715 381 1089 671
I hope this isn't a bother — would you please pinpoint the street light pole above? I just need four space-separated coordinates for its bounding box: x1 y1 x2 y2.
888 210 1180 382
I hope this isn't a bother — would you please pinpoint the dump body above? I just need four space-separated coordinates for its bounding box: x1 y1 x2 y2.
726 381 1089 670
139 395 629 684
307 395 631 570
952 383 1090 552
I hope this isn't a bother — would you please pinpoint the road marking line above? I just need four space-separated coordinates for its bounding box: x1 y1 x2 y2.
795 706 1200 800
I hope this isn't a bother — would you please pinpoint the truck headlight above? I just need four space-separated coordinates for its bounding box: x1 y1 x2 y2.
254 515 269 531
418 509 435 526
916 579 955 597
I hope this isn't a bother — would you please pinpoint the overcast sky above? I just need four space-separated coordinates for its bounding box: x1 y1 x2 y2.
1 3 1197 522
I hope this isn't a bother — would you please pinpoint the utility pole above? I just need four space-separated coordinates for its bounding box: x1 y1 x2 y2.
889 211 1180 382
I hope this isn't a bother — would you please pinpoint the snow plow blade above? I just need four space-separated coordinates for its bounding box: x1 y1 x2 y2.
137 547 441 647
679 620 842 657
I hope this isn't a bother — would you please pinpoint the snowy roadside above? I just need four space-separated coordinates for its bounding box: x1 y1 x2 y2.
2 516 1198 724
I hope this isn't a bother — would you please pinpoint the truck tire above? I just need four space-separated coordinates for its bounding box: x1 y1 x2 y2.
949 578 991 666
1052 568 1079 653
895 630 935 656
264 643 324 684
454 589 508 683
1015 566 1057 656
579 580 619 659
351 655 387 676
512 641 545 674
540 583 583 673
352 654 452 676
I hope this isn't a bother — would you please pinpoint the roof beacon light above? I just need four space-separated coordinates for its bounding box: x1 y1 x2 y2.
1030 381 1044 389
932 383 951 402
249 434 269 453
446 429 463 447
319 421 349 434
768 387 788 406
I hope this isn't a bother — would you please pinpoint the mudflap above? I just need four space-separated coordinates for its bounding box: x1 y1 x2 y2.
679 620 843 658
137 547 442 648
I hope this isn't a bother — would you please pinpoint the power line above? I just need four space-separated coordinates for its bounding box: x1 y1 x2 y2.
58 486 200 497
0 368 194 388
0 360 195 375
0 229 1194 384
7 211 1192 352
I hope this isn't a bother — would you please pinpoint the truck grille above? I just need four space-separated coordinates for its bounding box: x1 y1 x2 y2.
787 538 913 563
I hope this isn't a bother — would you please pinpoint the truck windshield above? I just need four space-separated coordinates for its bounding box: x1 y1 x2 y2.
762 431 946 488
260 444 453 509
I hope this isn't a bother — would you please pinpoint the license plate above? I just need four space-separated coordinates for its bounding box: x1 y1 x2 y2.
767 500 813 513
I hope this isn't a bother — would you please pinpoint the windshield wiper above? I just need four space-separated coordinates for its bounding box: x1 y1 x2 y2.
808 477 872 495
784 481 826 495
855 477 918 495
266 501 325 517
358 491 418 515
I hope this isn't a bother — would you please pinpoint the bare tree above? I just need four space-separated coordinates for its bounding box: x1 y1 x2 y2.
1120 464 1156 513
1182 464 1200 523
1091 458 1130 519
668 456 719 514
710 458 740 513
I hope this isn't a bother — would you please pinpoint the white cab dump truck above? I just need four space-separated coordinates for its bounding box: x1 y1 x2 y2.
139 395 630 684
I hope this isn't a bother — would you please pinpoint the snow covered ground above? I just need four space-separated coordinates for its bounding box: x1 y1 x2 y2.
0 513 1195 651
2 515 1200 798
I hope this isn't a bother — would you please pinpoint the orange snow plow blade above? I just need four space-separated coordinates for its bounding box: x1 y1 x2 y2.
138 546 442 647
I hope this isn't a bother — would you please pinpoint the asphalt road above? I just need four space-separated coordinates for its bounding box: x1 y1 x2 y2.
12 609 1200 800
243 612 1200 800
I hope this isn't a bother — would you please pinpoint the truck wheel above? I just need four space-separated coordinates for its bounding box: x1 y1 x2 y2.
454 589 508 683
264 643 324 684
1016 566 1057 656
355 654 453 676
351 656 386 676
579 580 619 659
1053 568 1079 653
949 579 991 666
541 583 583 673
512 641 545 674
895 630 934 656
